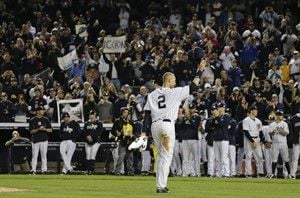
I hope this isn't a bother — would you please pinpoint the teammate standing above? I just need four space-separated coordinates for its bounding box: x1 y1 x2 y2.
84 110 103 174
29 106 52 174
143 72 199 193
59 112 81 174
290 113 300 179
242 105 266 177
268 110 292 178
212 102 230 177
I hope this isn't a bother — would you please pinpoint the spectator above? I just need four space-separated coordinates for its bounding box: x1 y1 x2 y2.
0 92 15 122
5 131 30 172
98 92 113 123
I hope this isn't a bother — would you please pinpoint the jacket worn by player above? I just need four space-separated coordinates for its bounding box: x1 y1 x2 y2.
84 120 103 144
211 114 231 141
228 117 237 145
205 117 215 146
29 116 52 143
181 114 201 140
60 120 81 142
290 114 300 144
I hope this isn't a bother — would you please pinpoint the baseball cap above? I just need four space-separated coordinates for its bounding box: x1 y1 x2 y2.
248 105 258 111
233 87 240 92
254 93 261 97
217 102 226 108
189 104 196 109
275 110 284 116
89 110 97 115
225 108 232 114
1 92 7 97
293 50 299 54
36 106 44 111
211 106 218 111
103 92 109 96
272 94 278 98
197 88 204 93
204 83 211 89
62 112 70 118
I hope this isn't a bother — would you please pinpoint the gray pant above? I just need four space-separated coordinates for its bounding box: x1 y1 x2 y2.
115 145 134 174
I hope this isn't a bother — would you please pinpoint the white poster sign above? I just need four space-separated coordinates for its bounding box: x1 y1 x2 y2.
57 99 84 124
103 36 126 53
75 24 88 38
57 50 78 71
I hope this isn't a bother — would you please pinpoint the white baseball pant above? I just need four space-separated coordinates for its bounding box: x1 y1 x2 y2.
263 146 273 176
291 142 300 177
214 140 229 177
207 145 215 176
151 120 175 189
272 142 289 162
229 145 236 176
141 150 151 172
182 140 200 176
60 140 76 173
31 141 48 172
200 137 207 162
236 147 244 175
85 142 100 160
244 137 264 175
171 140 182 176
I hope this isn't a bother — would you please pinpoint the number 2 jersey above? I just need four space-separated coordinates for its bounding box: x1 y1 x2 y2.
144 86 189 121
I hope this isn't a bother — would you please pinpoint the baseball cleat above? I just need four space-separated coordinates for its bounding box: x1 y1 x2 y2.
156 187 170 193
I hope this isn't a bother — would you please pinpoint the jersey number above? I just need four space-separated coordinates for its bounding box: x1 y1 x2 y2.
158 95 166 109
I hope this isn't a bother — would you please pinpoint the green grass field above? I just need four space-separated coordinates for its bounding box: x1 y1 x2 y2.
0 175 299 198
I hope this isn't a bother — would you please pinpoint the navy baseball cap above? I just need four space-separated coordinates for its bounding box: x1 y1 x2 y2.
62 112 70 118
211 106 218 111
275 110 284 116
189 104 196 109
217 102 226 108
248 105 258 111
89 110 97 115
36 106 44 111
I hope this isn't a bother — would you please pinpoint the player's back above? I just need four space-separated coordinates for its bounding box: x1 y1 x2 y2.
145 86 189 121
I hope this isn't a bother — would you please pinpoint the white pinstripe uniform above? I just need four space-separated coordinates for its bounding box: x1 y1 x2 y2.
268 121 289 163
243 116 264 176
262 126 273 176
144 86 189 189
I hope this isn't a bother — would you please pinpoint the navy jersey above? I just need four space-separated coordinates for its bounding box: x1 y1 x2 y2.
28 97 47 111
29 116 52 143
181 114 201 140
60 120 81 142
228 117 237 145
83 120 103 144
211 114 230 141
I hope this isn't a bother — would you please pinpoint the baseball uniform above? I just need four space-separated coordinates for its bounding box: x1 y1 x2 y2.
268 118 291 177
59 116 81 174
29 113 52 173
243 115 265 176
144 85 189 190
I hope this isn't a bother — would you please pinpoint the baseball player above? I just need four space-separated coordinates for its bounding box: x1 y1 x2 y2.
268 110 292 178
143 72 200 193
59 112 81 174
181 105 201 177
262 125 273 177
84 110 104 174
29 106 52 174
226 108 237 177
212 102 230 178
205 105 218 177
243 105 266 177
290 113 300 179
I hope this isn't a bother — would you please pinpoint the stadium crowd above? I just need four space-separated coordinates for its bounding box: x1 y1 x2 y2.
0 0 300 178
